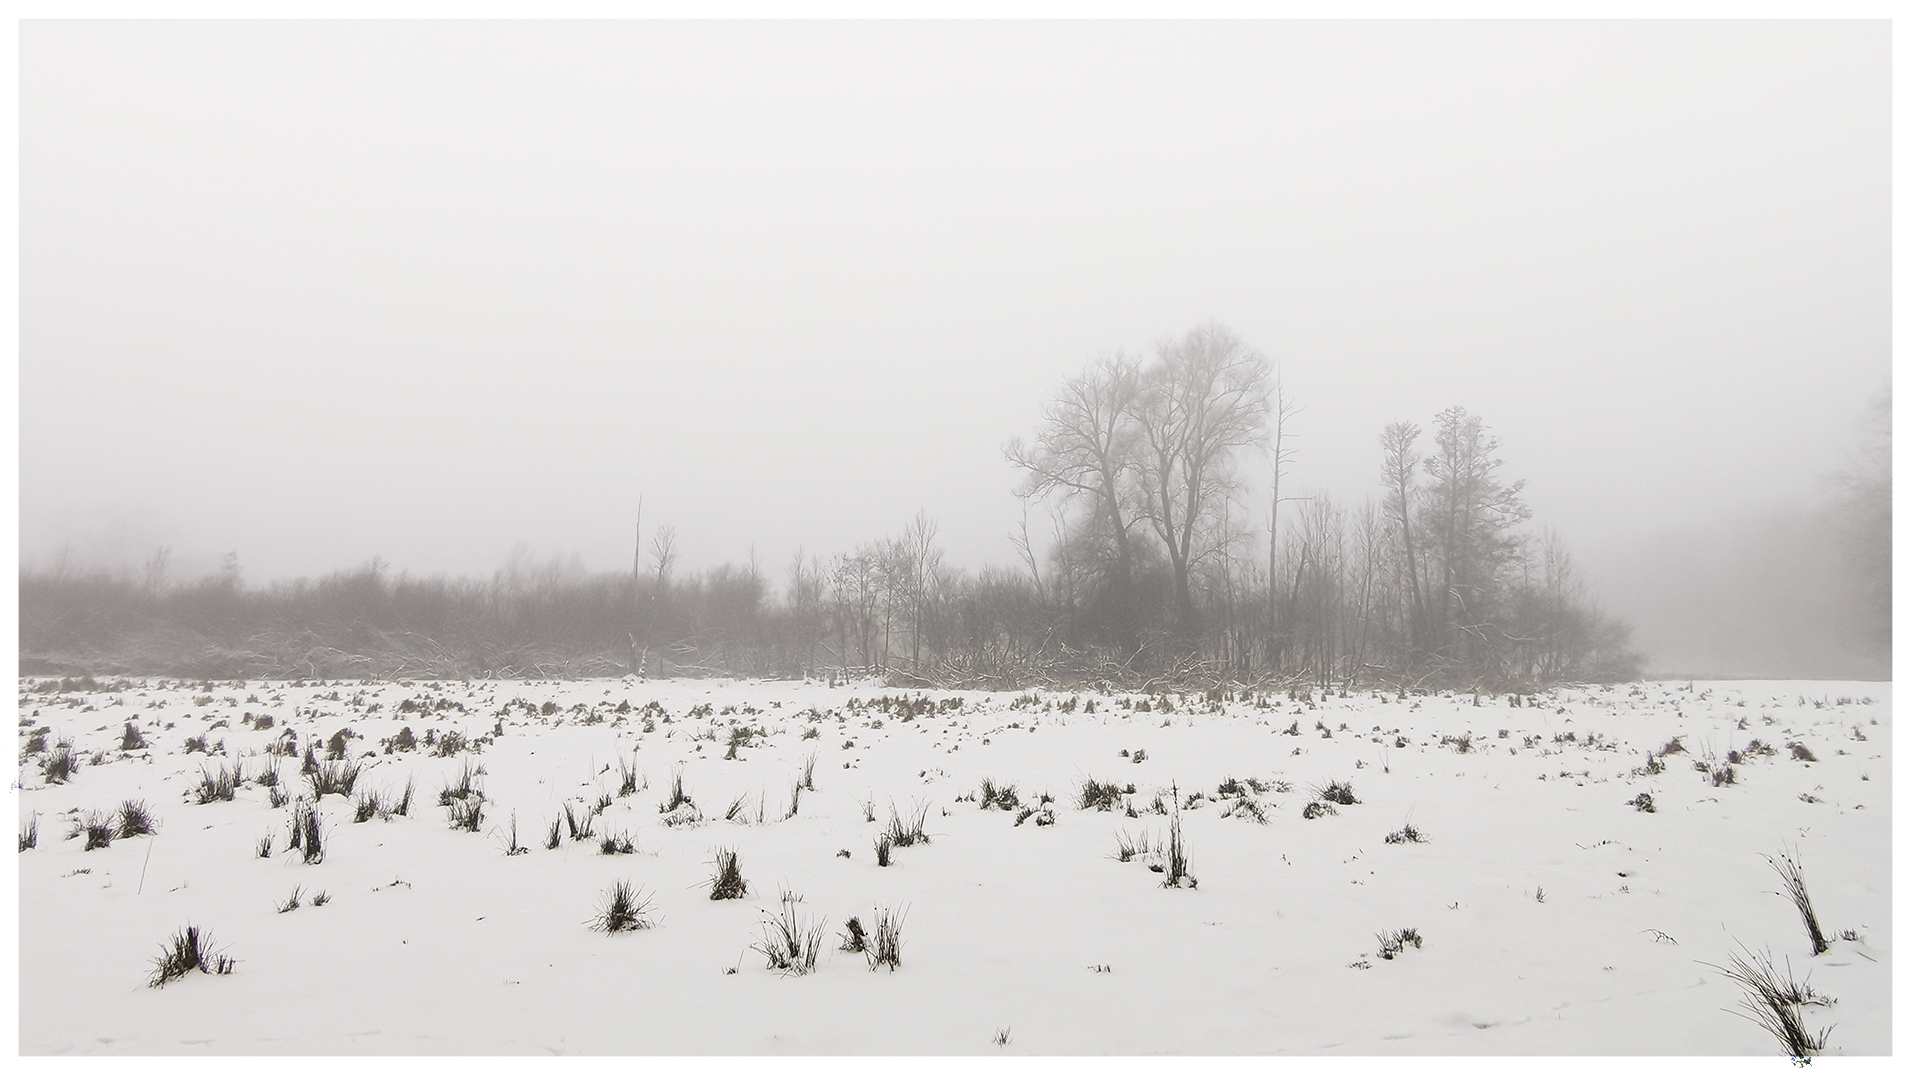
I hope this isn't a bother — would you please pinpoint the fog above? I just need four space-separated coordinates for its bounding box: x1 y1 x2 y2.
18 21 1889 676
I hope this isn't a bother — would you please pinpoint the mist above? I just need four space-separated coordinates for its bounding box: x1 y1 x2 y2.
18 20 1889 679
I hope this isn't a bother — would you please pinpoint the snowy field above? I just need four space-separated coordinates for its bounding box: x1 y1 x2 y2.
15 675 1891 1056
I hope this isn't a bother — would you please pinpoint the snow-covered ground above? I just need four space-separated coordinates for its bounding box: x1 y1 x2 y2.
15 676 1891 1055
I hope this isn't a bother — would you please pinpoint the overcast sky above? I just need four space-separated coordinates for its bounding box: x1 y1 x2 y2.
20 20 1890 592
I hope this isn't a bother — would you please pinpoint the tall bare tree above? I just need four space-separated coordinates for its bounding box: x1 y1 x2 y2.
1006 351 1144 642
1131 323 1272 635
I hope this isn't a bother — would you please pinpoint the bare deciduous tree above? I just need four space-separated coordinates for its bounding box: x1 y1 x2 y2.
1131 322 1272 635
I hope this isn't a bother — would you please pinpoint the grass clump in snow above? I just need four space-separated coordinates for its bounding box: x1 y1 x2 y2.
437 761 481 806
1383 819 1427 844
873 833 893 867
866 905 905 972
598 830 636 855
589 880 655 933
563 801 596 841
195 761 245 803
1078 777 1125 811
839 915 867 953
500 811 529 855
979 778 1020 810
709 847 748 899
1790 742 1818 763
276 886 303 913
1314 779 1359 806
289 801 324 864
544 817 563 850
120 722 149 751
69 810 115 850
1628 792 1656 813
446 795 486 833
753 896 825 975
1376 927 1423 960
1708 944 1835 1060
1114 829 1154 862
1161 783 1194 888
115 799 158 839
149 925 235 987
660 766 694 813
20 814 39 851
306 759 360 799
885 800 931 847
1767 848 1829 955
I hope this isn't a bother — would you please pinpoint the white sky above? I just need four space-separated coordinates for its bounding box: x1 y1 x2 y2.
19 19 1890 588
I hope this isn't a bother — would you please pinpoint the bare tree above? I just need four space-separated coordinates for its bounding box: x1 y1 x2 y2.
1380 421 1428 664
650 524 677 589
1131 323 1272 636
1007 351 1144 642
1422 407 1530 674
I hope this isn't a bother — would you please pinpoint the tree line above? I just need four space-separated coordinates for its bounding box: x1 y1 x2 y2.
22 322 1652 688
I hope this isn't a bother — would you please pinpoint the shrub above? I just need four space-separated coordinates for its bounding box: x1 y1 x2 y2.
589 880 655 933
1767 849 1829 955
1790 743 1818 763
433 730 468 757
149 925 235 987
754 899 825 975
1441 733 1474 754
709 847 747 899
1079 778 1124 812
116 799 157 839
1628 792 1656 813
867 905 905 972
120 722 148 751
1711 944 1834 1059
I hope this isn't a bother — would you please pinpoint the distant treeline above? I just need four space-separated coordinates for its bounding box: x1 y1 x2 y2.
21 323 1675 691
